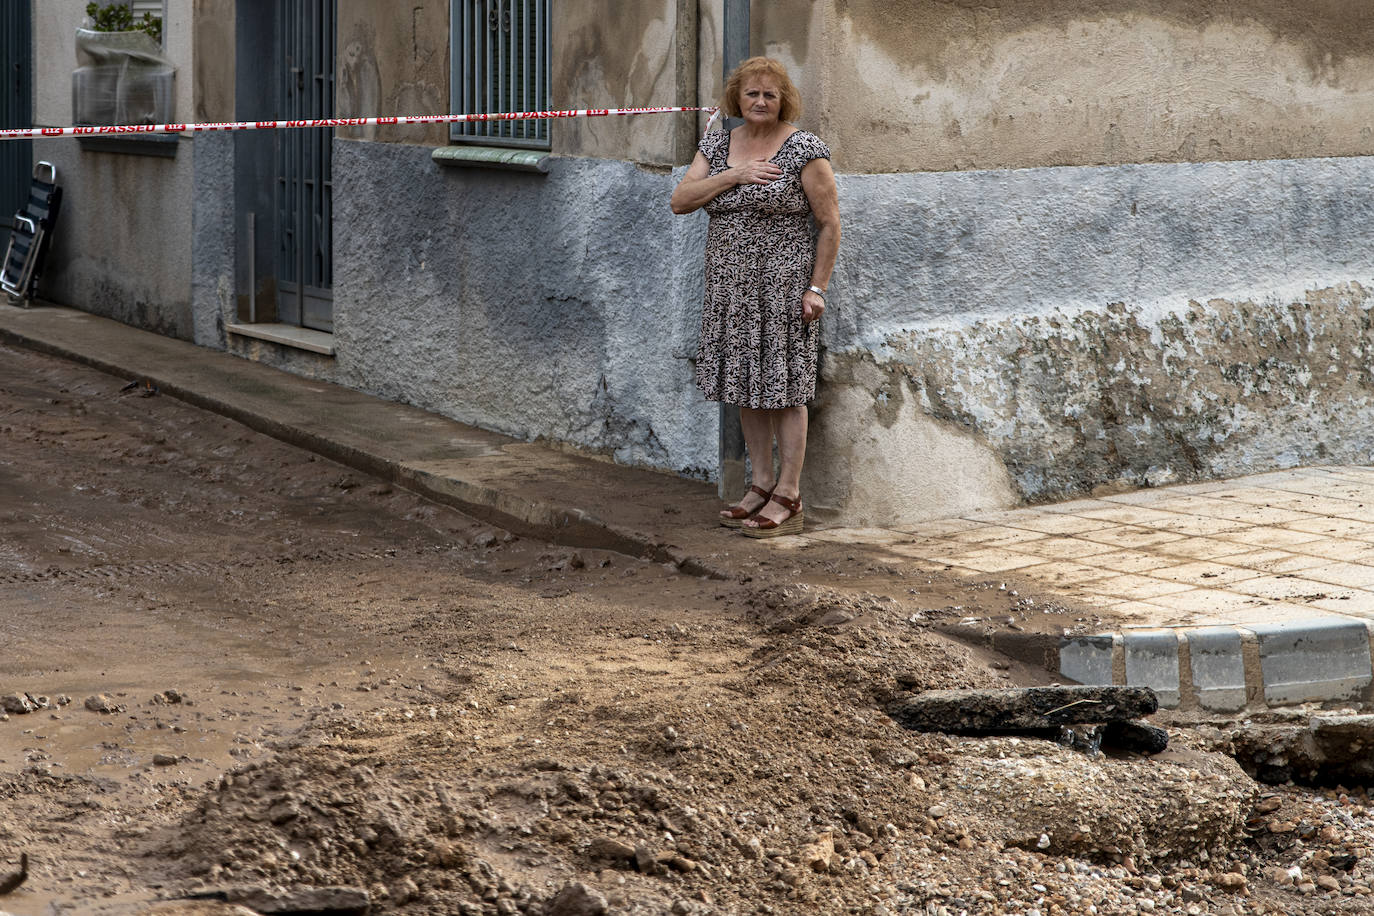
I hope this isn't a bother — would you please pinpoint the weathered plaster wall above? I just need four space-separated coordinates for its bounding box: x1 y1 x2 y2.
329 140 716 478
750 0 1374 173
192 0 234 122
33 134 196 339
806 156 1374 524
31 0 195 338
552 0 698 164
336 0 448 145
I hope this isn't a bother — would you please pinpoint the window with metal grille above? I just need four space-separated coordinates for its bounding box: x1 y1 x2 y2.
450 0 551 149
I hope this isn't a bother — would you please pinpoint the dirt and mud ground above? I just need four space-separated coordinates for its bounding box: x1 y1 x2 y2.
3 341 1374 916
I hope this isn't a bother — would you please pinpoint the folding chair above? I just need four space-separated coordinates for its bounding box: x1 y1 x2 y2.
2 161 63 305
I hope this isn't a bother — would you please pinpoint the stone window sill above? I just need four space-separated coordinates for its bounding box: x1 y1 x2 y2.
76 133 180 157
432 146 550 174
226 322 335 356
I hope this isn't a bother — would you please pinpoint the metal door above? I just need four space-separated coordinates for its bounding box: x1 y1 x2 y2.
276 0 335 332
1 2 33 230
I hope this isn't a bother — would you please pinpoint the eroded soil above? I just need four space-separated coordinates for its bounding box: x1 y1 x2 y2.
2 342 1373 916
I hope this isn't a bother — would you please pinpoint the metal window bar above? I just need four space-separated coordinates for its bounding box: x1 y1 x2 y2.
451 0 550 148
275 0 335 328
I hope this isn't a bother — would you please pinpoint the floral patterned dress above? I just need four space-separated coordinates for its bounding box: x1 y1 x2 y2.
694 128 831 409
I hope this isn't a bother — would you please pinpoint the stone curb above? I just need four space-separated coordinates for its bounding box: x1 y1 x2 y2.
1057 620 1374 712
0 309 730 581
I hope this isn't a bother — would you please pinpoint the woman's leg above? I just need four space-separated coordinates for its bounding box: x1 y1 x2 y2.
746 405 807 526
721 405 779 519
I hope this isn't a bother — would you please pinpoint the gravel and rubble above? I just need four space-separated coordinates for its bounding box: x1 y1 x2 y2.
6 343 1374 915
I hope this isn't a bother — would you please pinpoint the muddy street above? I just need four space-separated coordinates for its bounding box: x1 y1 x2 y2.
3 341 1374 916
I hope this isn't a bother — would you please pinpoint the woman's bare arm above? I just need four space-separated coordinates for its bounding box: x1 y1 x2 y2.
671 150 782 214
800 157 841 322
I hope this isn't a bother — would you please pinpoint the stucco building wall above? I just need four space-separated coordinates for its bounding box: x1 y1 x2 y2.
811 157 1374 524
23 0 1374 525
31 0 197 339
758 0 1374 173
330 141 717 478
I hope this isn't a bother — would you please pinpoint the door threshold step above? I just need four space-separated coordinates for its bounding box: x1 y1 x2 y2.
226 322 335 356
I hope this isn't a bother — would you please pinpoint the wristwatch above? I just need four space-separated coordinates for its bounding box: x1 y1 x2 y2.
806 285 826 300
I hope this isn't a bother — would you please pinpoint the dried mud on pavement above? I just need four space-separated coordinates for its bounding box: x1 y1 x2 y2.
3 342 1374 916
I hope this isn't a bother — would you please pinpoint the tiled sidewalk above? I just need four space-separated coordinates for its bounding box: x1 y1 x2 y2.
806 466 1374 629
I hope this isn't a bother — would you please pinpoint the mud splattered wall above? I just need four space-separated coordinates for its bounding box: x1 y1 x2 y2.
754 0 1374 173
336 0 449 145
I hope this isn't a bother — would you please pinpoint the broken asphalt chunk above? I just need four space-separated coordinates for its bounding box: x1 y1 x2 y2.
887 685 1159 734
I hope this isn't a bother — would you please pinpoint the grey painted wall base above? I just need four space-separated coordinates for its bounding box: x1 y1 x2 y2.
144 140 1374 528
331 140 718 481
816 155 1374 525
191 132 236 350
1059 619 1374 711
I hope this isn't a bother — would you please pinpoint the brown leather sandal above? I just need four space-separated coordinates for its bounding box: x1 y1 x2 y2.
720 484 774 528
741 493 803 538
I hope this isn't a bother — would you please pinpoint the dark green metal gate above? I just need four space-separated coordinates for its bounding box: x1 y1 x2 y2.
1 2 33 229
275 0 335 332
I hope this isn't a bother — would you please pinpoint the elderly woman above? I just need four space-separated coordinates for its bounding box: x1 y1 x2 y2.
670 57 841 538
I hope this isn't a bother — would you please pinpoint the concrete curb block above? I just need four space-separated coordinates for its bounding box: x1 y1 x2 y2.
0 317 732 579
1243 618 1374 707
1056 618 1374 711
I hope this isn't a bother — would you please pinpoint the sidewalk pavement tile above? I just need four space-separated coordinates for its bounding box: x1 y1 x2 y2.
1215 550 1329 574
1200 603 1357 627
1226 575 1361 603
1244 618 1374 706
944 525 1051 547
1106 601 1196 624
1075 526 1189 549
1073 505 1183 526
1204 486 1310 506
1148 561 1265 586
894 518 987 537
1017 561 1119 587
1009 537 1120 560
983 513 1122 536
1306 593 1374 615
943 548 1047 573
1136 516 1256 536
1281 518 1374 540
1138 588 1271 616
1081 549 1175 574
1214 527 1328 548
1072 573 1196 601
1151 537 1260 560
1093 489 1185 506
1285 538 1374 561
1160 500 1318 526
1301 562 1374 590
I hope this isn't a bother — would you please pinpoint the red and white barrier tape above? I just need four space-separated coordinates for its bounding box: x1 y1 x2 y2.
0 106 721 141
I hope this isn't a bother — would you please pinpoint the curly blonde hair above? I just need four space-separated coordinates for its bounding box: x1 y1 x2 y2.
721 57 802 123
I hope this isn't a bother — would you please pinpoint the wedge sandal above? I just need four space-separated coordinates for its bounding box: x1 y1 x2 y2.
720 484 774 528
741 493 803 538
